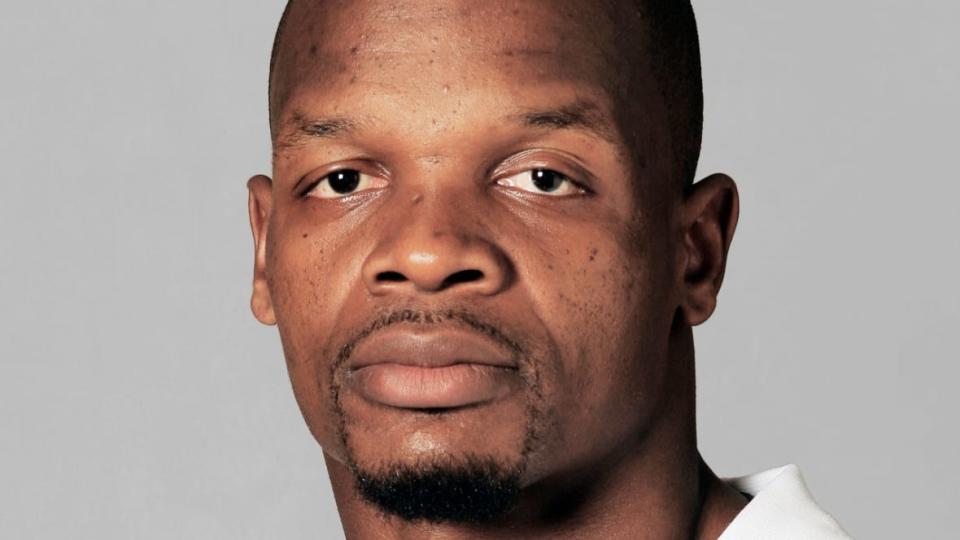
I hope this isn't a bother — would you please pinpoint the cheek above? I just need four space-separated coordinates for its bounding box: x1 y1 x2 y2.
268 227 341 343
521 225 673 453
266 226 359 455
525 228 653 359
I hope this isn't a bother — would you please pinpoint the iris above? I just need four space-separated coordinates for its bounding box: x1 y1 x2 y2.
327 170 361 194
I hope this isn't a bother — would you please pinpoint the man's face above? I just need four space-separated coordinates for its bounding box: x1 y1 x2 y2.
252 0 688 520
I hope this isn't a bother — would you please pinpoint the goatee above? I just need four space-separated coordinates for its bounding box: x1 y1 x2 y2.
352 456 522 524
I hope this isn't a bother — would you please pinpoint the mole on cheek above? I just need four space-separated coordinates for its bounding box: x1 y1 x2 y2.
589 247 598 262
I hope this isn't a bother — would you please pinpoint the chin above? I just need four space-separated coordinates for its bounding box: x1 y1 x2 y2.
336 388 537 475
351 452 525 524
332 394 539 524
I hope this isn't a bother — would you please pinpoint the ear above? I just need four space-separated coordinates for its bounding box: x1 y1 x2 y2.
247 175 277 325
678 173 740 326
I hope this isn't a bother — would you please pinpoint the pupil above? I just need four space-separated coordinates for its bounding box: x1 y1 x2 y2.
532 169 563 192
328 170 361 193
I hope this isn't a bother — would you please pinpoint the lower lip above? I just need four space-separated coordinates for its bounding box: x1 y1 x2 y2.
347 363 518 409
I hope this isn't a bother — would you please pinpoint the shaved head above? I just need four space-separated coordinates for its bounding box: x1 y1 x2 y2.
267 0 703 187
248 0 745 533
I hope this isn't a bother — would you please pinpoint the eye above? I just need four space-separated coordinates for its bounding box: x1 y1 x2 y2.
496 168 582 196
304 169 388 199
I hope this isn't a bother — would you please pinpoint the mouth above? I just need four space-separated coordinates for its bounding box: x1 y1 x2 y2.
343 326 522 410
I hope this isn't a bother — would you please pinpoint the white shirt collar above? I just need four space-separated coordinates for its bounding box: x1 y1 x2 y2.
718 464 853 539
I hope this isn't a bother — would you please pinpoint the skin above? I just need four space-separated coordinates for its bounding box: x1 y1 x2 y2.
247 1 745 538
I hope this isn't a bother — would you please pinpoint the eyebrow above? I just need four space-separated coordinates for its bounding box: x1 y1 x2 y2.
273 112 359 153
513 101 616 143
274 100 615 153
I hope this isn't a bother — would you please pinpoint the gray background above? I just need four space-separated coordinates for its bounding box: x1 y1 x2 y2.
1 1 956 538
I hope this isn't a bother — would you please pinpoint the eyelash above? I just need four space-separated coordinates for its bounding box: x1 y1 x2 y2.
301 169 387 199
495 168 590 197
300 153 594 200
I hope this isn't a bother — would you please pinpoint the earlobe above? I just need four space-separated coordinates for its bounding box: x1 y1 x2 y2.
678 173 740 326
247 175 277 326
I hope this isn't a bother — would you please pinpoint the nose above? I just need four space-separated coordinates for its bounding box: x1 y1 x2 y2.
361 193 513 297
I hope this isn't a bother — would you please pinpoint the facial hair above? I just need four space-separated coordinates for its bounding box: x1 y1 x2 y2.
351 455 523 523
329 308 548 524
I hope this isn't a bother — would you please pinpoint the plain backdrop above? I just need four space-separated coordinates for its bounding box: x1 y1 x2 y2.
1 1 957 538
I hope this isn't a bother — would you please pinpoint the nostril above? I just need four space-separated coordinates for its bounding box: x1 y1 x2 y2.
376 271 406 282
440 269 484 288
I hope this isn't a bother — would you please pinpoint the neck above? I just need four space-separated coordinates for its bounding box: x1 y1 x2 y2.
325 328 747 539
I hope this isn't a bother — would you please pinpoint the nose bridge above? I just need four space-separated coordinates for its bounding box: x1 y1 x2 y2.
406 182 474 242
391 189 473 268
361 179 511 296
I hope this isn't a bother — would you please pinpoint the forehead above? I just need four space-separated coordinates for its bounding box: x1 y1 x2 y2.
270 0 657 140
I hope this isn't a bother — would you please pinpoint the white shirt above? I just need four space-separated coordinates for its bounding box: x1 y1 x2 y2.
718 464 853 539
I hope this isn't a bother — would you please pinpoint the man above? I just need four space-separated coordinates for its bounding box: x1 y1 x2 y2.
246 0 852 538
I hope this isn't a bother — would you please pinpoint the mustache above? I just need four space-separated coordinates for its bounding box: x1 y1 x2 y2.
334 308 527 372
329 308 547 473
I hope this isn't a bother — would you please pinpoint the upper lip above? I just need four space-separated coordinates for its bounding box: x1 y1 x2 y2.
346 325 517 371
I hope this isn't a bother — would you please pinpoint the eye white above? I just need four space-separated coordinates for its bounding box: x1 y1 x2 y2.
308 170 385 199
497 168 579 196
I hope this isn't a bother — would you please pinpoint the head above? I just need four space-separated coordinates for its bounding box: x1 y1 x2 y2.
247 0 738 525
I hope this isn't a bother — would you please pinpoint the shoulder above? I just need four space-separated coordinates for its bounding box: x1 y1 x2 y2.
717 465 854 540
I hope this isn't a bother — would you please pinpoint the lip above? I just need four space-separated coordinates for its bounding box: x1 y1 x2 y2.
344 326 520 409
